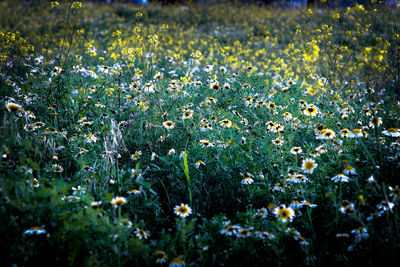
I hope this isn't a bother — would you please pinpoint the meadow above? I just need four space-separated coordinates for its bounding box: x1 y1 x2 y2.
1 0 400 265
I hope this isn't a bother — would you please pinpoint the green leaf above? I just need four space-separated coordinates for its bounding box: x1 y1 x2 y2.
104 191 113 201
149 163 161 170
90 171 100 182
183 151 192 207
183 151 190 184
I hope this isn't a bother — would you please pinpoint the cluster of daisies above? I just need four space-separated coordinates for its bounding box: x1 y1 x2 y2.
219 204 312 246
2 11 400 263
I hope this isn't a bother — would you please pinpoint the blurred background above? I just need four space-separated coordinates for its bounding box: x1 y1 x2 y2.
64 0 399 8
11 0 399 8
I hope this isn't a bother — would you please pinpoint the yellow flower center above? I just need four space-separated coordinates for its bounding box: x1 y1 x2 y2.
178 207 188 213
305 162 314 170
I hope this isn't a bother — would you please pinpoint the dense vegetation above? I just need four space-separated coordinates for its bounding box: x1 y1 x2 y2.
1 0 400 265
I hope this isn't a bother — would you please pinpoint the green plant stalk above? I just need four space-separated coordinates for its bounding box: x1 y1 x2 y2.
158 177 171 206
381 180 400 240
397 44 400 101
306 208 316 254
359 138 399 239
374 126 383 168
116 157 120 194
117 206 121 266
183 150 192 209
357 139 379 177
59 1 73 66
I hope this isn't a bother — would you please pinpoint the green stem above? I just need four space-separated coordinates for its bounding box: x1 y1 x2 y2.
117 206 121 266
116 157 120 194
357 139 379 177
183 138 193 210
